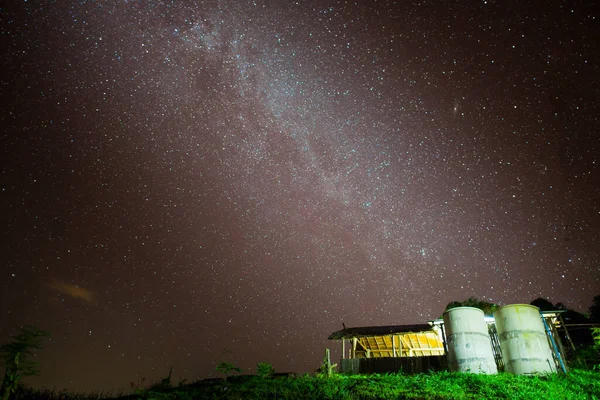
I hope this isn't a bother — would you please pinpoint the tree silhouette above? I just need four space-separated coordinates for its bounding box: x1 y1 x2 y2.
530 297 556 311
444 297 498 316
216 362 241 377
530 297 587 323
0 326 50 400
589 295 600 321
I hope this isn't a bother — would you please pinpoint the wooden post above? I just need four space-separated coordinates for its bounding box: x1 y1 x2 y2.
399 334 403 357
323 348 337 377
352 338 357 358
439 323 448 355
558 314 576 351
342 340 345 359
392 335 396 357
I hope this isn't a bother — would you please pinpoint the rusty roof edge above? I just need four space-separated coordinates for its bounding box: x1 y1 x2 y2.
328 324 435 340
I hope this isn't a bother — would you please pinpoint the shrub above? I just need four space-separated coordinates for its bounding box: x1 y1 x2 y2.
256 362 275 379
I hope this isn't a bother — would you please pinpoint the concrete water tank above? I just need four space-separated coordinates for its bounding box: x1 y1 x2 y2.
493 304 556 375
443 307 498 374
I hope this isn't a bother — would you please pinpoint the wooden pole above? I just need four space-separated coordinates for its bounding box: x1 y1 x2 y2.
399 334 403 357
558 314 576 351
342 340 345 359
439 323 448 354
324 348 337 377
352 338 357 358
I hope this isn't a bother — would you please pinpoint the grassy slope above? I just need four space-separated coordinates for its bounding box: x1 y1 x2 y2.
122 369 600 400
15 370 600 400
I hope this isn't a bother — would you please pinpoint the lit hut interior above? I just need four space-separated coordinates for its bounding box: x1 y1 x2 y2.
328 324 447 374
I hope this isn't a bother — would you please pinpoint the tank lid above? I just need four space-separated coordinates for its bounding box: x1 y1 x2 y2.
495 304 540 311
443 306 485 315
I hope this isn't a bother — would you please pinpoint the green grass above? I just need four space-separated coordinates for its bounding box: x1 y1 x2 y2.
13 369 600 400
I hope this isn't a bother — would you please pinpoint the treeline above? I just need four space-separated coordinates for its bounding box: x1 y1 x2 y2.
444 295 600 321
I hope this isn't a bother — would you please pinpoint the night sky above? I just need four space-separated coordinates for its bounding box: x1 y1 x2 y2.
1 0 599 393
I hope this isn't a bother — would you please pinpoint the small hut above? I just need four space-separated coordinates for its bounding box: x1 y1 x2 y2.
328 324 447 374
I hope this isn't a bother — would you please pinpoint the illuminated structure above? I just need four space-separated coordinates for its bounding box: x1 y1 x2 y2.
328 307 572 374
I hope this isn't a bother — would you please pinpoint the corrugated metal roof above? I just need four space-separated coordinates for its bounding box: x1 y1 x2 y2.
328 324 434 340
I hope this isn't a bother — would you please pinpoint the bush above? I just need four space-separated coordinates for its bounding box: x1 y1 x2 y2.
256 362 275 379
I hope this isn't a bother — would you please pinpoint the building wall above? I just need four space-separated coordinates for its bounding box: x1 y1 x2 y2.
340 356 447 375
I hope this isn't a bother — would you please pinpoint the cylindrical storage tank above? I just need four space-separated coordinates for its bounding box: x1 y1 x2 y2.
493 304 556 375
443 307 498 374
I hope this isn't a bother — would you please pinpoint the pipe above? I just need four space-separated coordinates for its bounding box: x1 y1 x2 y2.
540 310 567 373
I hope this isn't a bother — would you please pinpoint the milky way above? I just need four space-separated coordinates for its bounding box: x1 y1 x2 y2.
1 0 598 392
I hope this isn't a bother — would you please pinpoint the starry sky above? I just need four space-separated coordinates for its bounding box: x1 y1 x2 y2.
1 0 599 393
